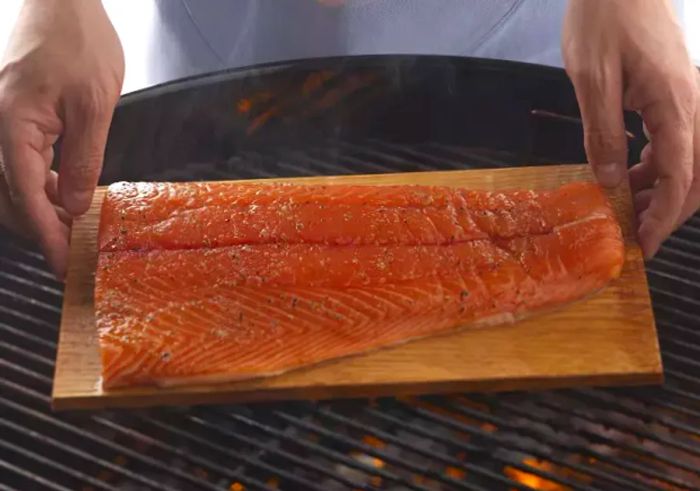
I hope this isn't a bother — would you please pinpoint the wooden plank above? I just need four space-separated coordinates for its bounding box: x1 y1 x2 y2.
52 164 662 410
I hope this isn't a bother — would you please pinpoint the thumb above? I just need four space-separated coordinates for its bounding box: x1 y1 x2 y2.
58 92 113 216
570 67 629 187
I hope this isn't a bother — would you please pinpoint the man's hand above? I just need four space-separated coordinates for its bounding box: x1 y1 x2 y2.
0 0 124 279
563 0 699 258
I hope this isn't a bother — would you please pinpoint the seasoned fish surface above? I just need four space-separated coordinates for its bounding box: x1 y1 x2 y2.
95 181 624 388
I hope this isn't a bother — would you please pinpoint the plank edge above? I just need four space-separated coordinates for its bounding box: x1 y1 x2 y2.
52 370 664 411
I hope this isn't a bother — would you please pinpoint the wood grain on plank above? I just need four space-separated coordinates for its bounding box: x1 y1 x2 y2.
52 164 662 410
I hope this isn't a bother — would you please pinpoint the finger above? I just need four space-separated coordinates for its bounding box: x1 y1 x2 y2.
639 89 695 258
0 124 69 278
0 146 28 236
629 159 657 194
46 170 72 226
0 173 30 238
640 140 652 163
41 144 54 166
569 61 628 187
676 87 700 227
45 169 59 203
58 90 113 216
56 206 72 227
634 188 654 215
1 171 69 237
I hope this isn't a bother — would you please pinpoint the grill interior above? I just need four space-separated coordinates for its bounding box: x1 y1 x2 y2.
2 56 700 490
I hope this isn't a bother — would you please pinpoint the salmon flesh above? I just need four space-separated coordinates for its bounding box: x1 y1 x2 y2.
95 180 624 388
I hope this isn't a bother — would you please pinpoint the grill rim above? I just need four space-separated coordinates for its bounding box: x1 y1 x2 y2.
115 54 570 106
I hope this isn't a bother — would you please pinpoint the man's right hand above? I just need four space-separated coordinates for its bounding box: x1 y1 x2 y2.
563 0 699 259
0 0 124 279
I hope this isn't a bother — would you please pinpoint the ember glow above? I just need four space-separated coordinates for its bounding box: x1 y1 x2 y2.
444 465 466 479
361 434 386 449
505 458 570 491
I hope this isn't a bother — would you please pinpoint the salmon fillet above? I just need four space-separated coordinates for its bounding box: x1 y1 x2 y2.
95 180 624 389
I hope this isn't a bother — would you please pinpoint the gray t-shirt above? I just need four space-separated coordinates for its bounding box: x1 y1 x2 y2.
140 0 685 90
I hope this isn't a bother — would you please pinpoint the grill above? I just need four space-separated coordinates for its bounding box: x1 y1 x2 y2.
2 55 700 491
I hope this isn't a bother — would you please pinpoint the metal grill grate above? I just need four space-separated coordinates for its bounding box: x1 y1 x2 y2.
2 139 700 491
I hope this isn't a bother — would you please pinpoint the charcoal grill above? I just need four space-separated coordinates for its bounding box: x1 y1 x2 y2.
1 55 699 491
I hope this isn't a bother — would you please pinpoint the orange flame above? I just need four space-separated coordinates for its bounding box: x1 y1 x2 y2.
235 90 273 114
445 466 466 479
413 474 427 484
504 458 570 491
362 434 386 449
349 450 385 469
246 107 279 136
481 422 497 432
229 482 245 491
302 70 335 96
236 98 252 114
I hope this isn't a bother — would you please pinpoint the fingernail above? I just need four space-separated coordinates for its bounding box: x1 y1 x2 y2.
641 238 658 261
595 162 624 188
638 222 659 260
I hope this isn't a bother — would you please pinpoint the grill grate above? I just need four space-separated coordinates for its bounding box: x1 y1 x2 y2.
2 139 700 491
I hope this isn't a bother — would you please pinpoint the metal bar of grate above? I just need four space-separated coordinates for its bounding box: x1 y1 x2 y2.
408 398 665 491
0 270 63 296
366 139 469 169
653 254 700 276
483 399 698 490
310 404 507 490
421 142 515 167
0 321 56 349
664 352 700 373
189 413 378 491
0 286 61 315
92 417 276 491
0 384 218 491
661 321 700 344
1 352 272 490
332 141 442 172
665 371 700 392
0 340 55 370
365 406 588 491
0 460 73 491
273 409 488 491
0 303 59 331
139 416 334 491
0 439 116 491
410 398 633 486
531 397 700 475
0 417 170 491
570 389 700 442
356 406 555 491
665 337 700 360
0 255 58 282
217 409 430 491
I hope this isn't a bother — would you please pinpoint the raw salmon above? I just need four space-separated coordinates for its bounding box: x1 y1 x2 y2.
95 180 624 388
